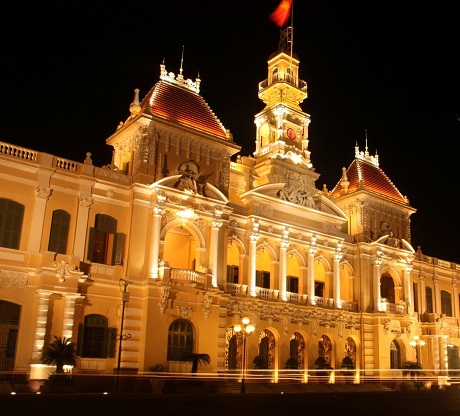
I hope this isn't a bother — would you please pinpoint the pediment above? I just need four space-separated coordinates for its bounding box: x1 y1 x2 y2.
153 175 229 204
240 183 348 223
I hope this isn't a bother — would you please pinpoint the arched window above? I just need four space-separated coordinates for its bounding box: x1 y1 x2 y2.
380 274 395 303
87 214 125 265
167 319 193 361
256 329 275 369
390 339 401 369
48 210 70 254
426 287 433 313
76 314 116 358
441 290 452 316
225 326 241 370
289 332 305 368
0 198 24 249
318 335 332 366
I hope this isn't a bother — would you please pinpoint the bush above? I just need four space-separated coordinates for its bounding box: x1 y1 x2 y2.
149 364 166 372
285 357 299 369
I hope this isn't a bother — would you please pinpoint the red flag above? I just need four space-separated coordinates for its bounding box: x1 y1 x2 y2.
270 0 293 27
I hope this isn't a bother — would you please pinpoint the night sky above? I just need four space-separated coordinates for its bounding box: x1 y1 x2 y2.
1 1 459 262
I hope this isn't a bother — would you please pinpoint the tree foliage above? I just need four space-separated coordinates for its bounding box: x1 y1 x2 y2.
180 353 211 373
42 336 77 374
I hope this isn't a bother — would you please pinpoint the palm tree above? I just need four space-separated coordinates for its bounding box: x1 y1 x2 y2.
180 352 211 374
42 336 77 373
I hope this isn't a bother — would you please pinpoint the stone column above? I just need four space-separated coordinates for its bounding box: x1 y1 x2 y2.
333 245 343 309
32 290 53 362
433 274 441 314
278 228 290 302
208 209 223 287
62 294 81 340
73 196 93 259
403 264 413 314
247 220 259 297
29 187 52 253
419 273 426 315
148 204 163 279
372 252 383 312
452 278 459 320
307 238 317 305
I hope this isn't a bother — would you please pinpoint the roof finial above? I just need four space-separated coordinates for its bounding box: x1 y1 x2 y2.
364 129 369 157
179 45 185 76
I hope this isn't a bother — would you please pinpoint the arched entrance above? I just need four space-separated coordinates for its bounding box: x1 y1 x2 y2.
0 300 20 371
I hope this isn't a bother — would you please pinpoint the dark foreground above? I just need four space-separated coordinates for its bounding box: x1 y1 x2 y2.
1 389 460 416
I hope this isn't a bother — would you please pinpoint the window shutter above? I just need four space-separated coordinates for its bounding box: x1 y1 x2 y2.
76 324 85 356
105 327 117 358
112 233 125 265
86 227 95 261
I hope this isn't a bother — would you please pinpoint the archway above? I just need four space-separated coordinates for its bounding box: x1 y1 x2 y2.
0 300 20 371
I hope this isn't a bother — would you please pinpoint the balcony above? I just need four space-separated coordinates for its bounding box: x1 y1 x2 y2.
222 282 357 311
258 72 307 93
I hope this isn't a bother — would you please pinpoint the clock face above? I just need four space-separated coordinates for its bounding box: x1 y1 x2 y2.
287 128 296 140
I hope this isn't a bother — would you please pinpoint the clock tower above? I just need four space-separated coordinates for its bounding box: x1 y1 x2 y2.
252 26 317 189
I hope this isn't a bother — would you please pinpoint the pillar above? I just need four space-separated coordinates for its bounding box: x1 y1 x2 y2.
333 250 343 309
73 196 93 259
209 209 223 287
372 255 383 312
29 187 51 253
148 205 163 279
32 290 53 362
62 294 81 340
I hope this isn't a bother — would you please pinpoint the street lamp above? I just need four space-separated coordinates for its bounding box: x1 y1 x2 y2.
234 317 255 394
409 335 425 390
115 278 132 393
409 335 425 364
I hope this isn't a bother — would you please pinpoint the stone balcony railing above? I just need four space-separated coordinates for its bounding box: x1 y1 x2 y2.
223 282 358 311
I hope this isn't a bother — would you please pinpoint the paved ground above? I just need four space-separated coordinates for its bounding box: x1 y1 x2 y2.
1 388 460 416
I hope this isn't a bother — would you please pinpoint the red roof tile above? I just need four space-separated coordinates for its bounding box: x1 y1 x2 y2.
139 81 228 139
331 158 407 204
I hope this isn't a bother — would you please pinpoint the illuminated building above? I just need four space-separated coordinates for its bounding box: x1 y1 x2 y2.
0 27 458 389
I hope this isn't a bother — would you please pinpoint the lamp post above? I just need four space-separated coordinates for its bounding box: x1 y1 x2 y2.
409 335 425 390
234 317 255 394
115 278 132 393
409 335 425 365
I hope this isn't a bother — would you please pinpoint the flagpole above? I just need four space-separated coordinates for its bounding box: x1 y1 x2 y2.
290 0 294 63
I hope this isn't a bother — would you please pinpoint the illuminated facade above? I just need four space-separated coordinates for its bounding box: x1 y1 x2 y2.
1 27 459 388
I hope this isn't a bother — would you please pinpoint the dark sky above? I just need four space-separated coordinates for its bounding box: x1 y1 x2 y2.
1 1 459 263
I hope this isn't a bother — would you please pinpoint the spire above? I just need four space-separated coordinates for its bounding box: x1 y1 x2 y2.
129 88 141 116
364 129 369 157
179 45 184 76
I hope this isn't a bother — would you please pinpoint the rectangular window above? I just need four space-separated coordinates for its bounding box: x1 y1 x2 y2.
412 282 418 313
315 282 324 297
426 287 433 314
226 265 239 283
287 276 299 293
256 270 270 289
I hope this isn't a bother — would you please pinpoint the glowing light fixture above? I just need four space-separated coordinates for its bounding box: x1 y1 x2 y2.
234 317 255 394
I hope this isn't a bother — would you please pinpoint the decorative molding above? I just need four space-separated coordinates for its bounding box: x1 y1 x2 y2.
0 270 28 289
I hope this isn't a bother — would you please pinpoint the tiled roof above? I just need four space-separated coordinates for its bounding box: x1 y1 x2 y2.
139 81 228 139
331 158 407 204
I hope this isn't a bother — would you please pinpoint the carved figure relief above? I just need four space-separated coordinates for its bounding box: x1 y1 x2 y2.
173 160 212 196
277 172 316 208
